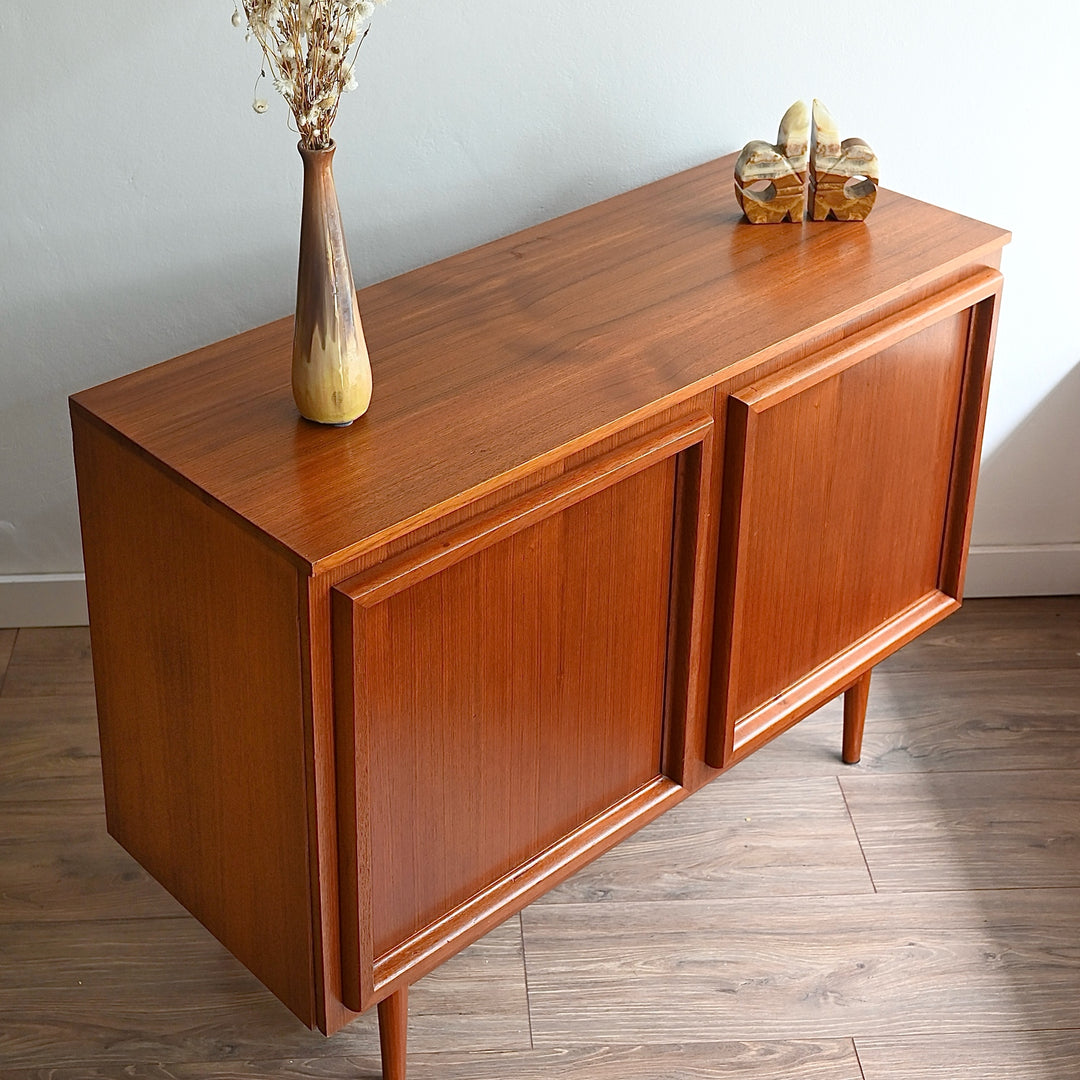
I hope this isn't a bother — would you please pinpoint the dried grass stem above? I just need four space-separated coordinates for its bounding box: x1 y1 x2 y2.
240 1 378 149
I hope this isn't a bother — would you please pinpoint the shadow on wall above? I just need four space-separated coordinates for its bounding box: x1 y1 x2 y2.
967 362 1080 597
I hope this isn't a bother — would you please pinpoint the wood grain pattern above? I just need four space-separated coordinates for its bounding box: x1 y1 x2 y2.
716 308 970 732
735 667 1080 780
843 668 1080 775
878 596 1080 672
0 917 528 1069
706 270 1002 770
0 628 16 690
856 1032 1080 1079
0 800 185 922
0 627 94 698
521 889 1080 1043
70 418 317 1026
69 157 1008 572
310 394 715 1033
0 1039 865 1080
535 777 873 903
331 418 717 1013
0 695 103 802
841 769 1080 891
349 459 675 958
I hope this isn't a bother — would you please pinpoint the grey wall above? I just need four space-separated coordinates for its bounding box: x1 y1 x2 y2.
1 0 1077 623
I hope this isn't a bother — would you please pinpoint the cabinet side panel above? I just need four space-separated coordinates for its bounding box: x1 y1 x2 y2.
71 415 315 1025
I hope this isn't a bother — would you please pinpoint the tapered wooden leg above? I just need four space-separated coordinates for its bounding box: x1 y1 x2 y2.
378 987 409 1080
842 670 872 764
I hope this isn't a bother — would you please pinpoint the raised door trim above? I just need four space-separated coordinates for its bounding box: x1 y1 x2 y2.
333 412 715 1011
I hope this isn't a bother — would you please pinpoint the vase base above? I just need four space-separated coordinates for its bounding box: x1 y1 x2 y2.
298 414 356 427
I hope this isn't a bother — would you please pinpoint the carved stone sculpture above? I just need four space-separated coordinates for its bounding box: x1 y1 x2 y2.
734 100 880 224
734 101 810 224
809 99 879 222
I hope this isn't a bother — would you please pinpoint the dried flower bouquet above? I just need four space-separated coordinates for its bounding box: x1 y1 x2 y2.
234 0 388 150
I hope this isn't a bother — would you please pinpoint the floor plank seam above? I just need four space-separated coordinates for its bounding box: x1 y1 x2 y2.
872 764 1080 776
0 627 16 696
515 883 1080 909
882 663 1080 675
851 1035 868 1080
518 912 536 1050
0 913 192 928
895 883 1080 894
858 1024 1080 1038
0 796 111 810
828 763 1080 779
836 776 877 894
0 913 206 935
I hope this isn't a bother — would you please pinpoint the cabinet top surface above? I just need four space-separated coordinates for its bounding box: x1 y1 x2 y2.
71 153 1008 572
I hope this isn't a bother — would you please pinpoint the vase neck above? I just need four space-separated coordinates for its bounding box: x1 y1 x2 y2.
298 142 337 176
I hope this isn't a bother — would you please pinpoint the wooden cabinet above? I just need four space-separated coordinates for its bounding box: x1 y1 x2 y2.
70 154 1008 1078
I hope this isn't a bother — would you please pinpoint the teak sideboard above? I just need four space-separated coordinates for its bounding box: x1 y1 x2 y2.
70 154 1009 1079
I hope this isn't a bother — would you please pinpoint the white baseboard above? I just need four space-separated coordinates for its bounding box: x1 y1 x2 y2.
0 574 89 628
964 544 1080 598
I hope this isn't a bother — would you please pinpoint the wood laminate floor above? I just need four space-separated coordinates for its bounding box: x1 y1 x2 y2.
0 598 1078 1078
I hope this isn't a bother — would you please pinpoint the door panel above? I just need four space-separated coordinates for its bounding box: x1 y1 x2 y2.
334 415 714 1008
708 272 1002 767
362 459 674 957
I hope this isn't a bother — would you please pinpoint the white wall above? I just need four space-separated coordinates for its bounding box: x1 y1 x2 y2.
1 0 1077 625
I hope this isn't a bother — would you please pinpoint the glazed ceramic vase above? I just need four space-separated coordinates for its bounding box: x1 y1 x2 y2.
292 143 373 426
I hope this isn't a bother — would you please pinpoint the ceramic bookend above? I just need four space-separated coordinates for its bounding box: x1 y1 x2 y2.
809 100 879 221
734 100 810 224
